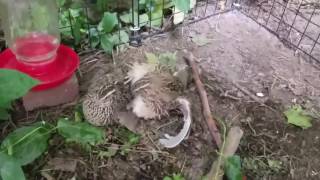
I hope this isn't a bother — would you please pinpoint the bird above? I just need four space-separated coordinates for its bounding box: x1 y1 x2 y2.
126 62 188 120
82 69 130 126
126 62 193 148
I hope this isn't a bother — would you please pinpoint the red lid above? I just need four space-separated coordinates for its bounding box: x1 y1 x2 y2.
0 45 79 91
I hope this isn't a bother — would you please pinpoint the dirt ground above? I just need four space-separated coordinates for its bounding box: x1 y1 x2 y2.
1 2 320 180
58 10 320 179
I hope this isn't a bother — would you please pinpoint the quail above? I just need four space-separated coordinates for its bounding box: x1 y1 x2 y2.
82 70 130 126
126 62 187 120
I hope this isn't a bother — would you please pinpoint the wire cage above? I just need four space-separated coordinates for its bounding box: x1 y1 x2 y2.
0 0 319 65
239 0 320 66
57 0 234 50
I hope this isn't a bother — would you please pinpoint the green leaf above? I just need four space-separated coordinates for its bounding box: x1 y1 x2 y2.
112 30 130 45
56 0 66 7
173 0 191 12
98 12 118 33
145 52 159 65
150 9 163 27
120 11 149 27
100 34 114 54
0 69 39 108
0 153 25 180
57 118 105 146
225 155 243 180
0 122 52 166
163 177 172 180
72 19 82 45
284 105 312 129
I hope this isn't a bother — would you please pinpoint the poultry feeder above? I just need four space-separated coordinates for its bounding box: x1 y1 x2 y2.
0 0 79 110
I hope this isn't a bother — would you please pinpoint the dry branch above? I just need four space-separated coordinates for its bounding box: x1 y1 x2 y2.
184 54 222 148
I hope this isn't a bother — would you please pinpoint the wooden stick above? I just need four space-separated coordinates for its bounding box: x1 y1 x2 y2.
184 54 222 148
206 126 244 180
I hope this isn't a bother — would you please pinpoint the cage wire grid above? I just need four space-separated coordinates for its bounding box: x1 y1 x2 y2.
238 0 320 66
0 0 319 65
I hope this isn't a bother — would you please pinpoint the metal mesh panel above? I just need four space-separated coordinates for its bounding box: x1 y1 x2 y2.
239 0 320 65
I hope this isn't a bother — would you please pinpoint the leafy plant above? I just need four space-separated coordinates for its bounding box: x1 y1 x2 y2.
57 118 105 146
284 105 312 129
224 155 243 180
145 52 177 72
114 127 141 155
0 69 39 121
0 152 25 180
0 122 53 180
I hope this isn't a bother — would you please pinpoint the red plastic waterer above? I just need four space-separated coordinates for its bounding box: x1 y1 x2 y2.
0 0 80 110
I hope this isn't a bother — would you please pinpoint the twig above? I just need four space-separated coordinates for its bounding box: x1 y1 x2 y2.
184 54 222 148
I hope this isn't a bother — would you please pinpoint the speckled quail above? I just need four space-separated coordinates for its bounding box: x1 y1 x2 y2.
82 70 130 126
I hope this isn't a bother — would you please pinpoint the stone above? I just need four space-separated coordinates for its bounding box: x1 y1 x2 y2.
23 75 79 111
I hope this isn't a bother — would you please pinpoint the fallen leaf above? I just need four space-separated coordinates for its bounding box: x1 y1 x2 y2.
191 35 210 46
284 105 312 129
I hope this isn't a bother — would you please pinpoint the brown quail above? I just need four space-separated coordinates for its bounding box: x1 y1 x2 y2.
82 70 130 126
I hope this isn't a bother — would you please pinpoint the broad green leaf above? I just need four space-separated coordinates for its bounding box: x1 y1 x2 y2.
0 153 25 180
120 11 149 27
0 122 52 166
284 105 312 129
173 0 191 12
145 52 159 65
173 173 185 180
0 69 39 108
57 118 105 146
69 9 81 18
100 34 114 54
72 18 82 45
0 108 10 121
98 12 118 33
112 30 130 45
89 28 100 48
225 155 243 180
56 0 66 7
150 9 163 27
